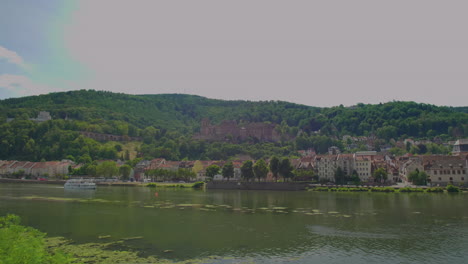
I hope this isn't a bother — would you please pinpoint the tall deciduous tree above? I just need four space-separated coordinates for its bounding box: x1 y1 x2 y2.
96 161 118 178
334 166 346 185
269 156 280 182
222 162 234 181
279 158 293 181
205 165 220 180
373 167 388 183
408 169 428 186
241 160 254 181
253 159 269 182
119 164 132 180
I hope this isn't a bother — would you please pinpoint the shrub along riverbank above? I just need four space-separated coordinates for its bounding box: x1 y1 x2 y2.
309 185 461 193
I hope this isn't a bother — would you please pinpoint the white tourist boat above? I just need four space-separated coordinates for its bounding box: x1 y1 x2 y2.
64 179 97 189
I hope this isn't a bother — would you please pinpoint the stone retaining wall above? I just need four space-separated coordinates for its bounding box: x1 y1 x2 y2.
206 181 308 191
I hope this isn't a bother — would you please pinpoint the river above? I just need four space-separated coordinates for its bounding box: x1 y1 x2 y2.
1 183 467 263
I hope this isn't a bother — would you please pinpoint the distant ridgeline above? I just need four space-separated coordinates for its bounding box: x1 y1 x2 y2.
193 118 290 142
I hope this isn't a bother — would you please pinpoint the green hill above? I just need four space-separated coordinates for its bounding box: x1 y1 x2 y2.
0 90 467 162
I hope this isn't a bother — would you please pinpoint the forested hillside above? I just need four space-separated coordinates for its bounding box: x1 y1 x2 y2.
0 90 467 162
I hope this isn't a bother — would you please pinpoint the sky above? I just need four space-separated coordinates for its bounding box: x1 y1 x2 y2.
1 0 467 107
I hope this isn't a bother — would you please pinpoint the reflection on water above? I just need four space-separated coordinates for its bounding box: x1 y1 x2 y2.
1 183 468 263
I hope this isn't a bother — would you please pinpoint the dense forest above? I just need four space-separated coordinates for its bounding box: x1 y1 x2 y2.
0 90 467 162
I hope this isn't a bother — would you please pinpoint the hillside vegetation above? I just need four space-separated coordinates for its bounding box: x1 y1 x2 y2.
0 90 467 162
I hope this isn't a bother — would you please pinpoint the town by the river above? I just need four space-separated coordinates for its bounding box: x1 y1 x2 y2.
1 183 467 263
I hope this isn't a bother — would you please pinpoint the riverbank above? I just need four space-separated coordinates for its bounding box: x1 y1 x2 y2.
308 185 466 193
0 178 142 187
206 181 309 191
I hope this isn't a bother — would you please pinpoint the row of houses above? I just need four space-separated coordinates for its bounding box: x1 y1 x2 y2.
0 160 73 178
133 150 468 186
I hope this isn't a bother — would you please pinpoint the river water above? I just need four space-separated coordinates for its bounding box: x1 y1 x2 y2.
1 183 468 263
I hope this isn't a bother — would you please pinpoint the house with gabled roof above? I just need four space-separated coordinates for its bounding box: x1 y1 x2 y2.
453 139 468 155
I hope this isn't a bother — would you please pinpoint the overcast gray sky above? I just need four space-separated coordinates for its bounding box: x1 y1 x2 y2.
1 0 467 107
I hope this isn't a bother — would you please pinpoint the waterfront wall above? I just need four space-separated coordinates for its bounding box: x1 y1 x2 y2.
206 181 308 191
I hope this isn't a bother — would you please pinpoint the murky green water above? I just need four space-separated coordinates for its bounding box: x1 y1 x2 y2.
1 183 468 263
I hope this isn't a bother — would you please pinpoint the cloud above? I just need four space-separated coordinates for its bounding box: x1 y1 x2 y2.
0 74 56 97
0 46 30 70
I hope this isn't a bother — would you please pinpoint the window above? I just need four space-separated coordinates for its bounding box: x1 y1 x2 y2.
434 170 437 175
449 177 453 181
438 177 442 181
462 177 465 181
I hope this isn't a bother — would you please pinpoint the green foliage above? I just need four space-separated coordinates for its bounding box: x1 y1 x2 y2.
0 214 73 264
253 159 269 181
1 90 467 162
446 184 460 193
313 187 331 191
408 170 428 186
369 187 396 193
205 165 220 179
146 183 157 188
373 167 388 183
399 187 424 193
222 162 234 181
294 169 316 182
96 161 118 178
125 158 143 168
240 160 254 181
192 181 205 189
425 187 444 193
279 158 294 181
311 186 449 193
269 156 280 182
145 168 195 182
334 167 346 185
119 164 132 180
351 170 361 185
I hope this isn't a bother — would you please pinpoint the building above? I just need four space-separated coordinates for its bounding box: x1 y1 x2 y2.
354 155 372 182
423 156 467 186
315 155 338 182
193 118 282 142
453 139 468 155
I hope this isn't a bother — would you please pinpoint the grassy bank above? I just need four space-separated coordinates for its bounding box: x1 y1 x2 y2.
309 185 462 193
146 181 205 189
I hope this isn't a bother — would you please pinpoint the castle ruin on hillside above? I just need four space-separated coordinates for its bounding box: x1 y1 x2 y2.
193 118 281 142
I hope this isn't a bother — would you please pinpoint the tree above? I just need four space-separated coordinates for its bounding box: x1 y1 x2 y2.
0 214 73 263
192 160 203 175
86 164 97 177
119 164 132 180
253 159 269 182
407 169 428 186
373 167 388 184
294 169 316 181
205 165 220 180
334 167 346 185
96 161 118 178
269 156 280 182
279 158 293 181
222 162 234 181
241 160 254 181
351 170 361 185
